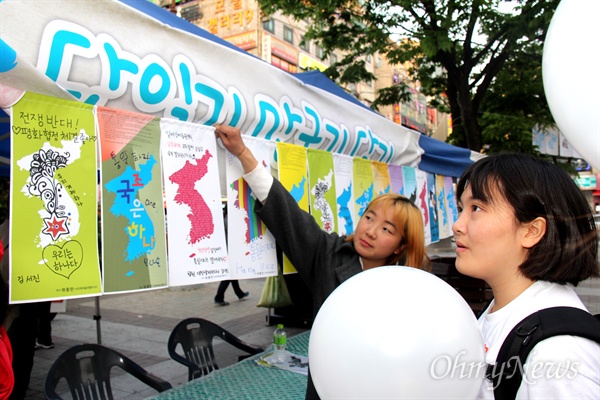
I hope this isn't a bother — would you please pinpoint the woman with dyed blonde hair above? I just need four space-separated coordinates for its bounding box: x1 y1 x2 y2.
215 124 430 400
345 193 428 270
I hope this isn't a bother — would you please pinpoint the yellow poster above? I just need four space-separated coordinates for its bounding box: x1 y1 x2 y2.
276 142 308 274
353 158 374 225
372 161 391 196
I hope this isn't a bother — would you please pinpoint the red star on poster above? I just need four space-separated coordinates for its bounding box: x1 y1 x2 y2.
42 214 70 240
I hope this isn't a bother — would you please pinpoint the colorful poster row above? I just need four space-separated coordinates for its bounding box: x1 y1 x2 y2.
7 92 457 303
273 143 458 255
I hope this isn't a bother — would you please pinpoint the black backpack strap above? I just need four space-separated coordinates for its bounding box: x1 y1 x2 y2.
487 306 600 400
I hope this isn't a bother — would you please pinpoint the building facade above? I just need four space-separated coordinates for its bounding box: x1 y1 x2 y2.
156 0 448 138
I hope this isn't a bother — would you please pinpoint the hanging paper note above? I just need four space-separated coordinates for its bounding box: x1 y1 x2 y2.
445 176 459 229
161 121 228 286
426 172 440 243
10 92 101 303
307 148 337 233
436 174 450 239
225 136 277 279
402 166 417 204
372 161 391 196
98 107 167 293
388 164 404 196
333 153 355 236
353 157 374 223
276 142 309 274
415 169 431 245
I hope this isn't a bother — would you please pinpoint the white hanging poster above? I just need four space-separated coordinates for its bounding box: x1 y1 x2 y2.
426 172 440 243
225 137 277 279
161 121 228 286
415 169 432 245
333 153 355 236
445 176 459 229
436 174 451 239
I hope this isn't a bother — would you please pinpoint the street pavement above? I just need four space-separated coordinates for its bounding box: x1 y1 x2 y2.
26 277 304 399
25 273 600 399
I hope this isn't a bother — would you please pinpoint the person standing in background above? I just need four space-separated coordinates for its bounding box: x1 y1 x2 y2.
214 280 249 306
33 301 53 350
213 203 249 306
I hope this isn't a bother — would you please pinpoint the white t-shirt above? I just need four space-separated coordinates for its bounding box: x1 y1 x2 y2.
478 281 600 399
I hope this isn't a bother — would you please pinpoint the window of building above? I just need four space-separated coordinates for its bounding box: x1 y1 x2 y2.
315 45 324 60
284 26 294 44
331 53 338 64
263 19 274 33
300 36 310 52
366 54 372 63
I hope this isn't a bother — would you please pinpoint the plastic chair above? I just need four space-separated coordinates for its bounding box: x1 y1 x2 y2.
168 317 265 381
44 343 172 400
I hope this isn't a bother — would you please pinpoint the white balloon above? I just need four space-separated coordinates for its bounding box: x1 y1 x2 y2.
542 0 600 169
309 266 485 399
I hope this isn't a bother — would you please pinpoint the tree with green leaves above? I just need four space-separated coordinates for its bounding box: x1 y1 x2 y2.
257 0 560 153
479 40 554 155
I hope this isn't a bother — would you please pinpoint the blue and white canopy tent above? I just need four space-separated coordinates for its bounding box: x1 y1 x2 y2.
0 0 481 179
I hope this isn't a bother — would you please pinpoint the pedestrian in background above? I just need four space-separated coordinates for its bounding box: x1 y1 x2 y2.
213 203 249 306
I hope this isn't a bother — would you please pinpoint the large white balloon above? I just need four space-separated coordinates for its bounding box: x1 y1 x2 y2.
543 0 600 169
309 266 485 399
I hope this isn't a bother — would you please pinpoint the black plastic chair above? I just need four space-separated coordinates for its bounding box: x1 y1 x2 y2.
167 317 265 381
44 343 172 400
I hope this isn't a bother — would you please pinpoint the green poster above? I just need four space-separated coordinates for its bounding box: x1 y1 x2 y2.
10 92 101 302
97 107 167 293
307 148 337 234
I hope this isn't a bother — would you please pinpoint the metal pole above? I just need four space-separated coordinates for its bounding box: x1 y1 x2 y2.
94 296 102 344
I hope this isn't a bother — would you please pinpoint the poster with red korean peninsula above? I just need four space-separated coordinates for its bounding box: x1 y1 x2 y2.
160 121 228 287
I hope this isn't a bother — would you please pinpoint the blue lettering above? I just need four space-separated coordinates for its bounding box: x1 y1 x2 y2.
251 99 281 140
178 62 193 105
104 42 138 91
140 63 170 105
194 82 225 125
282 101 303 135
298 105 322 147
45 30 91 81
36 20 409 166
350 128 368 156
231 92 242 126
